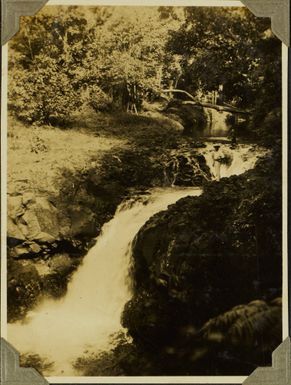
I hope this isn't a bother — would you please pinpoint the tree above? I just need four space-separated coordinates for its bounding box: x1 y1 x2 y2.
9 6 182 123
85 7 182 111
166 7 281 110
8 6 112 125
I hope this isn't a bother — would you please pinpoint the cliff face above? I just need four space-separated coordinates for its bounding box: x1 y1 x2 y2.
122 151 282 373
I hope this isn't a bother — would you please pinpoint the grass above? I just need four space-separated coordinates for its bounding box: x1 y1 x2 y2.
72 108 182 150
7 108 182 198
7 116 126 196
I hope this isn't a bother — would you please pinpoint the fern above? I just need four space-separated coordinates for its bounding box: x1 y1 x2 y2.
200 297 282 353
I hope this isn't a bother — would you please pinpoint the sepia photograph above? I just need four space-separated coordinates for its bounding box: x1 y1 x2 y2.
1 0 288 382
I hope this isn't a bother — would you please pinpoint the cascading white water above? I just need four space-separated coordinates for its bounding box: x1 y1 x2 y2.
7 142 267 376
8 187 202 376
164 143 267 186
198 142 268 179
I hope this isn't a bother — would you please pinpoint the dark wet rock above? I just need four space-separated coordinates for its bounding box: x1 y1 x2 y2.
7 253 81 321
7 260 42 321
41 273 68 297
163 152 210 186
164 100 207 136
48 253 77 275
40 260 76 298
122 152 282 373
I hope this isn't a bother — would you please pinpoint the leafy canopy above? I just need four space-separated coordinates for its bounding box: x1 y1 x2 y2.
166 7 281 109
9 6 181 124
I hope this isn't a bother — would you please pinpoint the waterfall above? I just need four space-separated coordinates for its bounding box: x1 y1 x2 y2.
7 142 267 376
8 187 202 376
203 108 231 137
163 143 267 186
198 143 268 179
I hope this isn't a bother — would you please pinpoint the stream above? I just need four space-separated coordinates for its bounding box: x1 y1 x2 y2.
7 142 267 376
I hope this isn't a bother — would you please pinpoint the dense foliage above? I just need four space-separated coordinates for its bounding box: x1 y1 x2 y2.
9 6 281 139
9 6 181 124
7 5 283 376
166 7 282 142
167 8 281 106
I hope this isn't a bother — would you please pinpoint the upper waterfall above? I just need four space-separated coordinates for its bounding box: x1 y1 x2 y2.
198 143 268 179
163 143 268 186
203 108 231 137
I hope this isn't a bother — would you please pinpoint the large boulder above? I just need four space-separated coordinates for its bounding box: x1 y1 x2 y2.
164 152 210 186
7 253 81 321
164 100 207 136
122 153 282 372
7 193 61 257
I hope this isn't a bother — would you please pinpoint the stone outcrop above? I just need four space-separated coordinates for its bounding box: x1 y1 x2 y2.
122 152 282 374
7 253 80 321
8 193 60 258
164 100 207 136
6 191 97 320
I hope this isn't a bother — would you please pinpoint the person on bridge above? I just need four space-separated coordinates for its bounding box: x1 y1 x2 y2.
229 128 237 146
212 144 225 181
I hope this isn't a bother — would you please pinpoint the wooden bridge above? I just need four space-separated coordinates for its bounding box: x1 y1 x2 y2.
161 89 251 115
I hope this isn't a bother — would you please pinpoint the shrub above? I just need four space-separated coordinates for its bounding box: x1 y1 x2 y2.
255 108 282 147
20 353 54 375
8 58 82 126
87 84 112 112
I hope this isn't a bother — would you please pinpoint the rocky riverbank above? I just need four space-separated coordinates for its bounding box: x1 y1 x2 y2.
8 109 282 376
7 113 211 321
70 146 282 377
120 149 282 375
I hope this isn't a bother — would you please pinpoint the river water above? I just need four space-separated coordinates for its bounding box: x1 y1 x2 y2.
199 142 266 179
8 187 202 375
7 142 267 376
203 109 231 137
